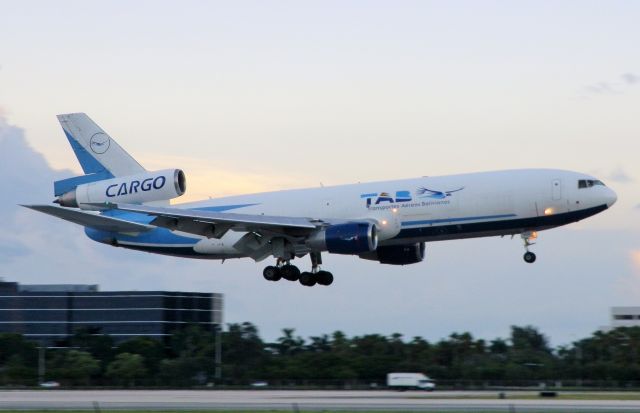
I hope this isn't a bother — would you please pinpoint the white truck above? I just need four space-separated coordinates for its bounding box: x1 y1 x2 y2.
386 372 435 391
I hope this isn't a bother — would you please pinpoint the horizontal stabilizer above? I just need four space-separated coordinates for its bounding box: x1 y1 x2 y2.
22 205 154 234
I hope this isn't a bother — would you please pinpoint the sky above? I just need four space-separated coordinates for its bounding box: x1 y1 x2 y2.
0 1 639 346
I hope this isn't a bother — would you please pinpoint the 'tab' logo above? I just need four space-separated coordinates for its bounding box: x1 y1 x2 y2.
361 190 412 208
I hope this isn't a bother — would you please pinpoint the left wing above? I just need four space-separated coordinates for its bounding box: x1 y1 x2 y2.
95 202 324 239
22 204 154 235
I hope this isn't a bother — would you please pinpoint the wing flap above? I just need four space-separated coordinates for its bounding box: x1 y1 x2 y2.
94 202 322 238
23 205 154 234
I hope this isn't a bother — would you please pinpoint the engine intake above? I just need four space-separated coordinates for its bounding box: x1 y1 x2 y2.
56 169 186 209
307 222 378 255
360 242 425 265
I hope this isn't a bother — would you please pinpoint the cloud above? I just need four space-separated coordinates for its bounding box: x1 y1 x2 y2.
607 167 634 184
624 250 640 298
621 73 640 85
0 116 72 263
0 237 29 262
585 82 617 95
632 250 640 267
139 154 310 202
583 72 639 96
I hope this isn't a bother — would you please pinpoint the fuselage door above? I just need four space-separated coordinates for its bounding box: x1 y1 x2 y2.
552 179 562 201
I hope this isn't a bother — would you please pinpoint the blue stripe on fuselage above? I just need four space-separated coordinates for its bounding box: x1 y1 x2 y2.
401 213 517 227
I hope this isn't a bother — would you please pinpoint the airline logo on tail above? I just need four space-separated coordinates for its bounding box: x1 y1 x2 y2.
89 133 111 154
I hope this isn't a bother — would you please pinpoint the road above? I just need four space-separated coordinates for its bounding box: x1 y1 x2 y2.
1 390 640 411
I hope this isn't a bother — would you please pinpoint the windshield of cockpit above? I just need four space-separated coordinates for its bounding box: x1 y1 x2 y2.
578 179 605 189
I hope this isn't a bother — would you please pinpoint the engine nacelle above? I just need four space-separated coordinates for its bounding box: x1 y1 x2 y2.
56 169 186 209
307 222 378 255
359 242 425 265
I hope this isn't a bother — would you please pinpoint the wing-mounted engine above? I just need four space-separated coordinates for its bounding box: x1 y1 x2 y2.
56 169 186 209
306 222 378 254
359 242 425 265
371 210 402 241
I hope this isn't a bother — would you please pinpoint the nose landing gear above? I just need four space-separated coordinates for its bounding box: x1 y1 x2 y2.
524 251 536 263
521 231 537 263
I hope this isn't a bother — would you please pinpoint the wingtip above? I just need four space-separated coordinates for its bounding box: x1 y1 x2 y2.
20 204 47 211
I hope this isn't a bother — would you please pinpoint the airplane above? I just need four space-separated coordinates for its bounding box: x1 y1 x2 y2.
24 113 618 287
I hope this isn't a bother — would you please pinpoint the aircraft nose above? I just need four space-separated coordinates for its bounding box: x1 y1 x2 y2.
604 187 618 208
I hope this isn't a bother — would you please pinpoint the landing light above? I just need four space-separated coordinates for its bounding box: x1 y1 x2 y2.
381 220 388 226
544 207 554 216
392 208 398 213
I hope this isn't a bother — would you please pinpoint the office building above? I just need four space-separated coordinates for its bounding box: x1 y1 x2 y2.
0 280 223 346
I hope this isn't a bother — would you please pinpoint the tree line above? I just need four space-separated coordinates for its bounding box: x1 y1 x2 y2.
0 324 639 387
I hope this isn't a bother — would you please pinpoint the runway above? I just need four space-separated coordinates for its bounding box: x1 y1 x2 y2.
1 390 640 412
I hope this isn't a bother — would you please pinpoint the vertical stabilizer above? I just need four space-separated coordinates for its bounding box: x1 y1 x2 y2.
57 113 145 177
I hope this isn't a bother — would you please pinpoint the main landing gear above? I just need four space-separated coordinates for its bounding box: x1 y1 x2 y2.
263 263 299 282
262 252 333 287
521 231 537 263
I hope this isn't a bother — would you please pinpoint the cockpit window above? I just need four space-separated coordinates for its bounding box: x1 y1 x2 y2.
578 179 605 189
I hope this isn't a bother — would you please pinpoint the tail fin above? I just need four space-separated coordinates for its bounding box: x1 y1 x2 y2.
54 113 146 197
57 113 145 177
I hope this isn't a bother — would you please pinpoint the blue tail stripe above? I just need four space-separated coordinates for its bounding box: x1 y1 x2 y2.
54 171 114 196
63 130 108 174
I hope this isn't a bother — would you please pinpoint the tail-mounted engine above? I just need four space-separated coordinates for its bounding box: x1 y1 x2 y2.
56 169 186 209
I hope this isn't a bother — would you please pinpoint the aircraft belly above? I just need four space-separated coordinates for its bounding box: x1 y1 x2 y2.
388 204 607 245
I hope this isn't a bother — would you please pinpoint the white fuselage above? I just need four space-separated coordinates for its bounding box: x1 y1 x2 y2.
100 168 616 259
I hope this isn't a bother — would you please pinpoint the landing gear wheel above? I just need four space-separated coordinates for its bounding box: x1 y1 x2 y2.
316 270 334 286
523 251 537 264
263 266 282 281
299 272 317 287
280 264 300 281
